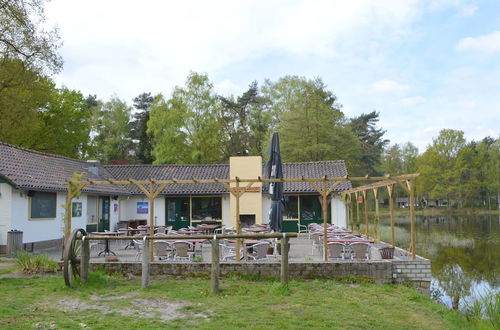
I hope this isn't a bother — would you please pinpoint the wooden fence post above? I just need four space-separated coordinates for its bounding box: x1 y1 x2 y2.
280 234 289 286
81 236 90 284
142 237 150 288
211 237 220 294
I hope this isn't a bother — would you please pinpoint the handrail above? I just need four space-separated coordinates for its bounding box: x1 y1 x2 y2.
81 233 297 241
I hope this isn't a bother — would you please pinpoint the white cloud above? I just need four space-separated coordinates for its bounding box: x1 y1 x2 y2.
390 96 425 107
456 31 500 53
371 79 410 93
45 0 421 100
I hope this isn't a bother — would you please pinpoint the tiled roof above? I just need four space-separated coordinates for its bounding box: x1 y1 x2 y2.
105 164 229 195
105 160 352 195
280 161 352 193
0 141 352 196
0 142 129 195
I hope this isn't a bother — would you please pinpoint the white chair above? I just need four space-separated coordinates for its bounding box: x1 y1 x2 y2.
219 241 239 261
298 224 309 237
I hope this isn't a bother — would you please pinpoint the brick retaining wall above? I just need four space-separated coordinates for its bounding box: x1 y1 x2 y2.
90 257 431 292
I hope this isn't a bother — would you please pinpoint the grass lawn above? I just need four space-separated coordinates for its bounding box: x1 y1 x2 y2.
0 271 474 329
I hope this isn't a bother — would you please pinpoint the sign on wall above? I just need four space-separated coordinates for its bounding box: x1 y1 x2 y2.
72 202 82 217
137 201 148 214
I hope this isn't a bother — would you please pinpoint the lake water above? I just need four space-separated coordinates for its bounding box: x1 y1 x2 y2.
379 213 500 309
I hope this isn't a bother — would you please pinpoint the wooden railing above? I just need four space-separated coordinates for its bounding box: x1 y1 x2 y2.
78 233 297 293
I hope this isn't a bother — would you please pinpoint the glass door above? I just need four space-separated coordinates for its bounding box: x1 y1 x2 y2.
166 197 190 230
98 196 110 232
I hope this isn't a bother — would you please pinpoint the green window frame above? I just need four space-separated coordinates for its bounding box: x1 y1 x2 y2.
191 196 222 221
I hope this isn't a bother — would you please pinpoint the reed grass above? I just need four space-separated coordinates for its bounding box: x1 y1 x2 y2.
15 252 57 274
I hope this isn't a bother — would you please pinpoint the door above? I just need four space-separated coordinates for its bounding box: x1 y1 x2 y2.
166 197 190 230
97 196 110 232
299 195 331 228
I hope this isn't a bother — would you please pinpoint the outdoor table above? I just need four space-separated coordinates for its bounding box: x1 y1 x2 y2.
91 231 124 256
243 227 270 233
227 239 262 245
328 239 374 244
195 224 220 233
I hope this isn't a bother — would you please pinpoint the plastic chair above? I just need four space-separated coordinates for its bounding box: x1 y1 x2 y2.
247 241 271 260
173 241 194 261
348 243 371 260
153 240 173 260
327 242 346 260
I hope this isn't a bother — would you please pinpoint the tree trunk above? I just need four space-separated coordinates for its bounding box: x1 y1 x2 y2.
452 296 460 310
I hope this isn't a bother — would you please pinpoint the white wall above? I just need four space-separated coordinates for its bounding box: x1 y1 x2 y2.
10 189 66 243
261 195 272 225
119 196 165 226
221 195 231 227
331 194 347 228
0 183 12 245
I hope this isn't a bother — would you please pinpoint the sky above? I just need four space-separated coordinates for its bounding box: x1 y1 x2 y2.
45 0 500 152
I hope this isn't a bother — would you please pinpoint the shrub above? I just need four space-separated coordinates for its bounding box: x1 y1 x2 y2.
16 252 57 274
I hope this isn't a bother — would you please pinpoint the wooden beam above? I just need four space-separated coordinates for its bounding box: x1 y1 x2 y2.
408 179 416 259
130 179 152 198
387 184 395 247
373 187 380 242
68 173 420 186
363 190 369 237
149 182 155 261
322 181 328 261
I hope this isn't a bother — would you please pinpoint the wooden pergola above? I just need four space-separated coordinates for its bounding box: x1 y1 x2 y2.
64 173 419 261
342 174 420 259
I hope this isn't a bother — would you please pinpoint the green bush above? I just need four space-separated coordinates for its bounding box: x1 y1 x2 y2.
16 252 57 274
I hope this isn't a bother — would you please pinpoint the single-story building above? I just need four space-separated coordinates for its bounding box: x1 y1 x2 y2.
0 142 352 252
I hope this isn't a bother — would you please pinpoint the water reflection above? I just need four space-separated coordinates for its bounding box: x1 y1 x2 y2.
379 214 500 309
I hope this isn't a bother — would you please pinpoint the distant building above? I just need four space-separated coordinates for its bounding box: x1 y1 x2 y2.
0 142 352 252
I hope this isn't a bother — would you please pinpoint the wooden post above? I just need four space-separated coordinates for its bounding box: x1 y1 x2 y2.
235 180 241 262
322 181 328 261
387 184 395 247
356 192 360 232
348 194 354 232
280 234 289 286
149 182 155 262
373 188 380 242
211 238 220 294
142 237 150 288
81 236 90 284
408 180 416 260
64 186 73 242
363 190 369 237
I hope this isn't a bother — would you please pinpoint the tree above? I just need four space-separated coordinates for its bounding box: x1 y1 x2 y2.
93 97 134 164
401 142 419 174
0 59 52 146
130 92 154 164
31 86 93 158
0 0 62 75
148 72 224 164
219 81 272 159
416 129 466 207
265 76 361 171
349 111 388 176
380 144 403 175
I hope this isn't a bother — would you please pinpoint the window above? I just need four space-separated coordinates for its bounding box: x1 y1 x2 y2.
283 195 299 220
30 192 57 219
192 197 222 220
300 195 317 220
